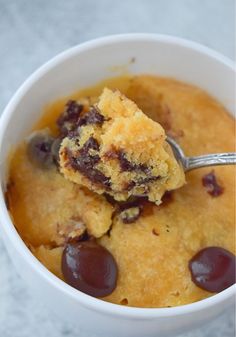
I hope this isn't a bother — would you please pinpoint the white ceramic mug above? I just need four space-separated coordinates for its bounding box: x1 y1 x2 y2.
0 34 235 337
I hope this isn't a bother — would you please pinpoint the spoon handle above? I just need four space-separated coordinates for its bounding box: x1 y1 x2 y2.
185 153 236 171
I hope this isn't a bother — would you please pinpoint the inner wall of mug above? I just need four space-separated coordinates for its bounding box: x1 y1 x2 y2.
1 37 235 161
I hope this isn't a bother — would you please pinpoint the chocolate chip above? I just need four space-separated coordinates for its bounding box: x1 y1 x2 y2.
202 171 224 197
104 148 148 173
136 176 160 185
104 195 145 223
189 247 235 292
75 155 110 187
82 137 100 152
57 100 84 135
122 175 160 192
117 196 146 223
104 194 117 206
78 106 105 127
118 151 148 172
27 132 55 168
62 241 118 297
67 137 110 189
120 206 141 224
117 196 148 211
66 100 83 117
118 151 137 171
73 152 100 169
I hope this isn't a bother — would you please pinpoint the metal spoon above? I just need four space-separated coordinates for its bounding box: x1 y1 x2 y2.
166 136 236 172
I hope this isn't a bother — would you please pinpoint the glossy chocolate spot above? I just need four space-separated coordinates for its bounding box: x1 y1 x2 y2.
202 171 224 197
57 100 83 135
189 247 235 292
78 106 105 127
27 132 54 168
62 241 118 297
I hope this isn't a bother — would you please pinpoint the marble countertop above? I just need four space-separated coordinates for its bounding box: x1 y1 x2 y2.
0 0 235 336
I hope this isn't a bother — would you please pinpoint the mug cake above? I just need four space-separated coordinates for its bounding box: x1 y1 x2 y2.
6 75 235 308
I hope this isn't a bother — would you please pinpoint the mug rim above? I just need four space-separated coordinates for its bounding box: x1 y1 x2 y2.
0 33 235 319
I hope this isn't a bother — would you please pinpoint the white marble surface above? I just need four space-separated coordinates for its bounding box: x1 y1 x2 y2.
0 0 235 336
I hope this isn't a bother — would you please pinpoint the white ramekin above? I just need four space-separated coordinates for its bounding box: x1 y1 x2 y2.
0 34 235 337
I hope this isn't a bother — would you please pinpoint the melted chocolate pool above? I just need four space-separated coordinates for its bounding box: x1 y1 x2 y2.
189 247 235 293
62 241 118 297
